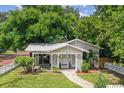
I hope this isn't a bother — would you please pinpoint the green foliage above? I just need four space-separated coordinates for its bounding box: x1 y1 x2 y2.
87 49 98 63
0 12 8 22
14 56 33 72
119 63 124 67
0 5 78 51
81 60 91 72
95 6 124 60
95 74 107 88
52 66 60 73
112 61 124 67
113 61 118 65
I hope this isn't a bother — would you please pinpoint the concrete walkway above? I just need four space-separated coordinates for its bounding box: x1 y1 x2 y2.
61 69 94 88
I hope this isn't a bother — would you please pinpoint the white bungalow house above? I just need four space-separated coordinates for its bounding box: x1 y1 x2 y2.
25 39 103 71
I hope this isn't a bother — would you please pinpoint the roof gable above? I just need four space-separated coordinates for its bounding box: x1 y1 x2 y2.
66 39 103 49
49 44 87 54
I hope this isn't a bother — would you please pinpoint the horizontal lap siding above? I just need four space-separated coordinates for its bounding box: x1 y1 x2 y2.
51 46 82 54
69 41 99 53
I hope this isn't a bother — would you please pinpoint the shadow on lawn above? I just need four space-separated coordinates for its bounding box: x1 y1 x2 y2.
0 76 23 87
0 66 18 78
101 69 124 85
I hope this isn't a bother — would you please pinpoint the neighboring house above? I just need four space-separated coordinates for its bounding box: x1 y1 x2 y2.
25 39 103 71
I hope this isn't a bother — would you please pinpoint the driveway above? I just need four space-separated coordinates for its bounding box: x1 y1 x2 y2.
61 69 94 88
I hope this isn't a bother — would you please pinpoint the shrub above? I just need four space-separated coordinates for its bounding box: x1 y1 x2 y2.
81 60 90 72
14 56 34 72
119 63 124 67
52 66 60 73
95 74 107 88
113 61 124 67
113 61 118 66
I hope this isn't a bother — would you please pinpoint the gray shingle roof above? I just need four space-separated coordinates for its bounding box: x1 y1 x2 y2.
25 39 102 52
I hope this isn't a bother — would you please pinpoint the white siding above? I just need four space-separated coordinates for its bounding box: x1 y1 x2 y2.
50 46 82 54
69 40 99 52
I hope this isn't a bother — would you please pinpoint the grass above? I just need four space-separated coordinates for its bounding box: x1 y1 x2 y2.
78 69 124 85
0 67 80 88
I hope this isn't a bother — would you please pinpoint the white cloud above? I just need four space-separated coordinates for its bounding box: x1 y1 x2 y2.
79 12 89 17
85 10 90 13
82 5 87 8
16 5 23 10
93 9 96 12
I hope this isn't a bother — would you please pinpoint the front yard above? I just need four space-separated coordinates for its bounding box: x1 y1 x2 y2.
0 67 80 88
77 69 124 85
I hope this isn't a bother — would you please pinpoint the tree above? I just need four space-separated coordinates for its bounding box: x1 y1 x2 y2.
0 5 78 51
0 12 8 22
76 16 101 44
94 6 124 61
14 56 34 72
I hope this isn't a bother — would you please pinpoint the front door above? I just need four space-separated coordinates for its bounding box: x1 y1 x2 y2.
39 54 51 69
61 57 69 69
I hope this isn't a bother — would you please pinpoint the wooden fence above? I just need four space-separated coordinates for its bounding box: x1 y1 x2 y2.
99 57 113 68
0 63 17 75
104 62 124 75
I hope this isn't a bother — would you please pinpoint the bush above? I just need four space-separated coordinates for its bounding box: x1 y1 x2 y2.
95 74 107 88
119 63 124 67
113 61 124 67
14 56 34 72
113 61 118 66
52 66 60 73
81 60 90 72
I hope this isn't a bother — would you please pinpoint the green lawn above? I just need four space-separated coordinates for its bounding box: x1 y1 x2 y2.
78 69 124 85
0 67 80 88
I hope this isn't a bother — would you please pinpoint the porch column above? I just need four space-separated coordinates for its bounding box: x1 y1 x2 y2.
37 54 39 66
75 54 78 72
32 53 35 67
80 53 83 71
57 54 59 68
75 54 82 72
42 54 44 68
97 51 99 68
50 54 53 69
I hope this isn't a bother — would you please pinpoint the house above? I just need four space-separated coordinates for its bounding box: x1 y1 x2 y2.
25 39 103 71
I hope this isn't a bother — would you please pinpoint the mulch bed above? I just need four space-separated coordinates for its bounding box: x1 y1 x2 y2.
78 69 99 75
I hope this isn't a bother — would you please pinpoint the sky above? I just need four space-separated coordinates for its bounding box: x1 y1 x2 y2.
0 5 95 17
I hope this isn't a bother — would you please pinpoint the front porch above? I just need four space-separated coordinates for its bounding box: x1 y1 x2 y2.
32 53 83 71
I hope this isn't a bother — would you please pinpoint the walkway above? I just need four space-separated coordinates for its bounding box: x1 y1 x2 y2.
61 69 94 88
